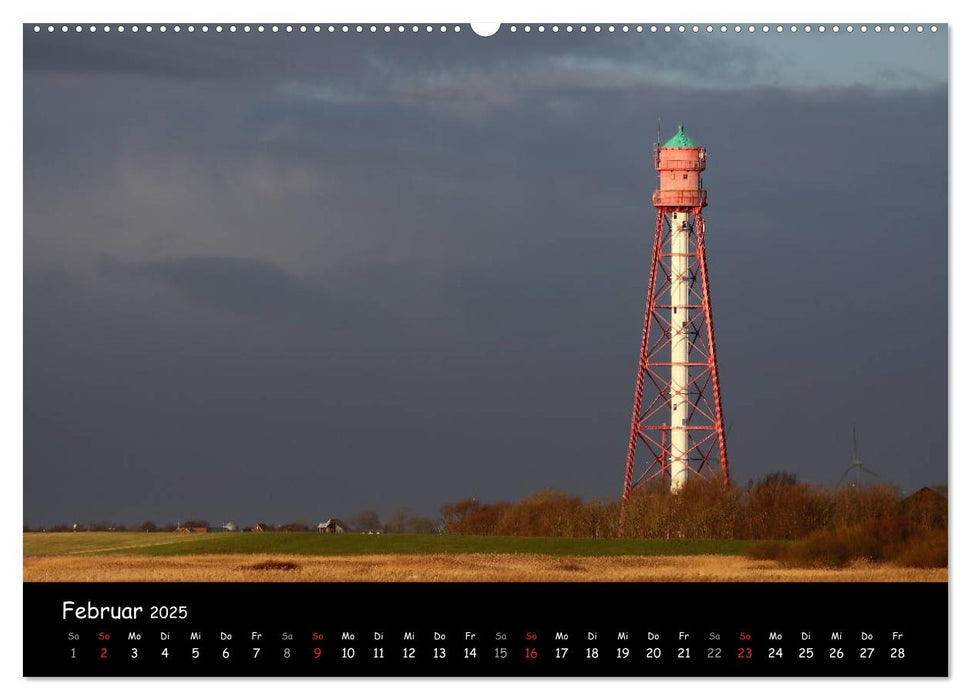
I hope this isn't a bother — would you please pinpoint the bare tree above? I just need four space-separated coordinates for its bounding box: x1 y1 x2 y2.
383 508 412 534
353 510 382 531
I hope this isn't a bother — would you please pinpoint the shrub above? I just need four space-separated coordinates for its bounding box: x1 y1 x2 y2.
736 474 831 539
745 540 788 560
893 530 948 568
832 484 900 529
495 490 584 537
783 530 853 569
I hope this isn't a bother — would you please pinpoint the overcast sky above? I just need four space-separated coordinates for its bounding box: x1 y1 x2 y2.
23 26 947 527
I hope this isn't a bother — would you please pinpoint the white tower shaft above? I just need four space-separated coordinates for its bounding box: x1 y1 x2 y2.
670 212 689 492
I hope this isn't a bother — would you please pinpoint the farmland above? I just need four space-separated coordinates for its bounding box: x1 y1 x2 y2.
23 532 754 558
22 533 946 583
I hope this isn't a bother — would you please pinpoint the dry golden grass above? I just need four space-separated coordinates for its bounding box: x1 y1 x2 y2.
23 553 947 583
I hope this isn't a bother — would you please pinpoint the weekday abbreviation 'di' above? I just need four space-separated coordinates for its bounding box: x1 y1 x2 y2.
621 125 730 509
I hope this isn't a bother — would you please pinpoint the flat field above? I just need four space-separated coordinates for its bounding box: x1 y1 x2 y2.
22 533 947 583
22 532 754 558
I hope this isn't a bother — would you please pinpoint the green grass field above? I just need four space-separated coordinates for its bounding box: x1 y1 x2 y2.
23 532 756 558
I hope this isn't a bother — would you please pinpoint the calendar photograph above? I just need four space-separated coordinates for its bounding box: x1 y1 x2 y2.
23 22 947 595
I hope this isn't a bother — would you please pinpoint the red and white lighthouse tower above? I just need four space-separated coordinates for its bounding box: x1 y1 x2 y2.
621 125 729 506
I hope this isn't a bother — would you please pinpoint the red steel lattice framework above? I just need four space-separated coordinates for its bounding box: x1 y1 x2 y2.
621 126 729 519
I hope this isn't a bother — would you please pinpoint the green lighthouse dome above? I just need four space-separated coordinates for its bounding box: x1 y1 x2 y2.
662 124 697 148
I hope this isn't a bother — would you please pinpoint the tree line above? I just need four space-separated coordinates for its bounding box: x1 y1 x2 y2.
24 474 947 543
439 473 947 540
23 510 443 534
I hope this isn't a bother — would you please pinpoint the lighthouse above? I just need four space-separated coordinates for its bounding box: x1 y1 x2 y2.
621 125 729 506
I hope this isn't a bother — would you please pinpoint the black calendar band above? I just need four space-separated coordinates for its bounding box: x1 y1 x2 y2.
24 582 947 677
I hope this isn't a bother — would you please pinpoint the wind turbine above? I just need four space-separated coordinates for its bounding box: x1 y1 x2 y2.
838 425 881 487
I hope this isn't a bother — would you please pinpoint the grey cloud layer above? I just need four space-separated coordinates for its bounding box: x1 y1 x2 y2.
24 28 946 526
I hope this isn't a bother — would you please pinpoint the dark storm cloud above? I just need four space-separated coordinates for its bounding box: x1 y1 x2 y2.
23 27 947 527
23 28 731 84
98 255 383 327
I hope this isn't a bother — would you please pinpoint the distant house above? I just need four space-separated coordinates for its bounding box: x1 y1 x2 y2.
222 521 238 532
252 523 266 532
902 487 947 529
318 518 346 533
176 526 209 534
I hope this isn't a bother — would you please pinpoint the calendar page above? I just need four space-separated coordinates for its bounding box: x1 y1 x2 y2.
22 18 948 678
